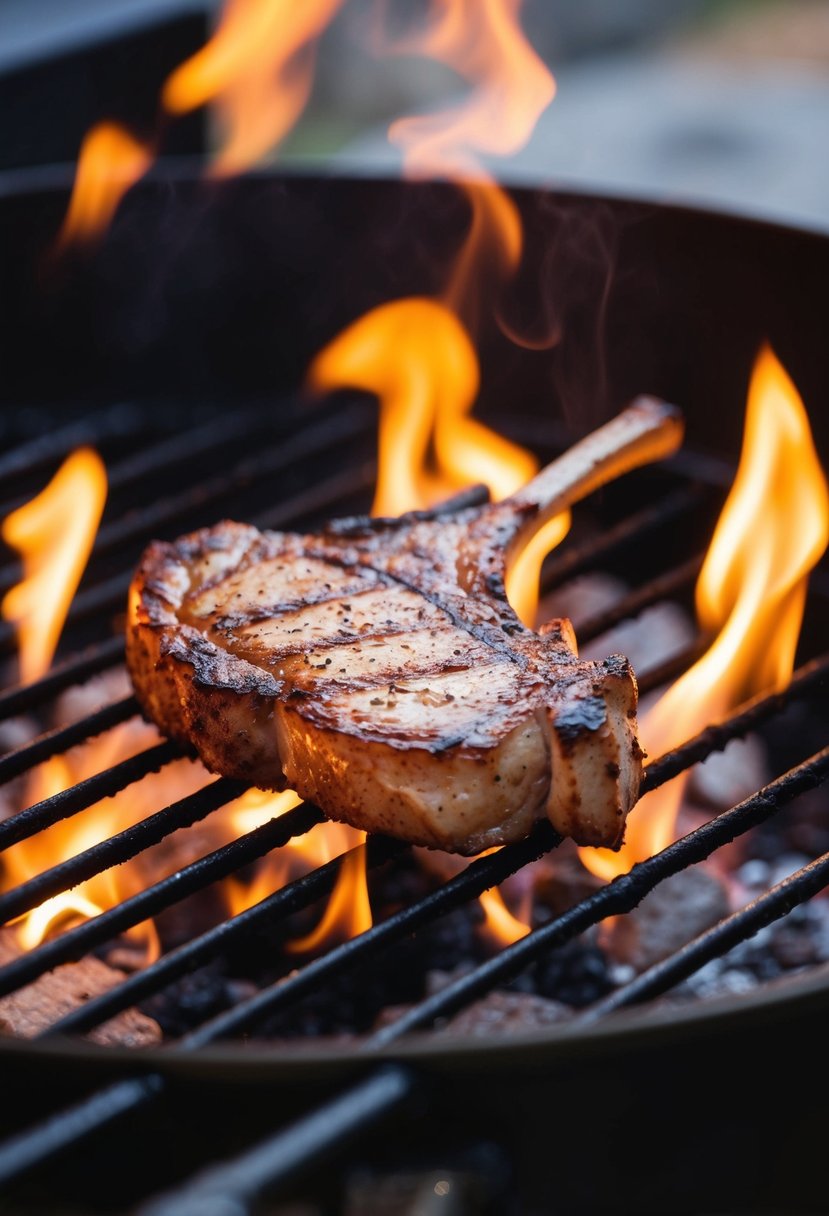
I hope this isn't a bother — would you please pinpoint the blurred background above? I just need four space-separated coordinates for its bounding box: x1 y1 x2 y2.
1 0 828 228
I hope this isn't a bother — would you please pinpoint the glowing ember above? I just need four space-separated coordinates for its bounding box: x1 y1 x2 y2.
2 448 107 684
163 0 345 177
582 346 829 881
58 124 152 248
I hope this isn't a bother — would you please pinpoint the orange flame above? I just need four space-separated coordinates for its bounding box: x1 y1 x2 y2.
58 123 152 248
382 0 555 320
286 840 372 954
163 0 345 177
60 0 344 246
311 298 531 511
308 4 559 945
224 787 299 915
310 296 569 627
5 747 161 960
223 787 370 952
582 346 829 881
2 451 168 956
479 884 530 945
2 448 107 684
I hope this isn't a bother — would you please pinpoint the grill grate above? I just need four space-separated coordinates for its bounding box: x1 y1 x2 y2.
0 400 827 1208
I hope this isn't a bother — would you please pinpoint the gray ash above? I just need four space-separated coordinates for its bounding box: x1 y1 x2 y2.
138 774 829 1042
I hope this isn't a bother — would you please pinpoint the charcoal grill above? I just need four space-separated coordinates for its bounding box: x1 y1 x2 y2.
0 165 828 1215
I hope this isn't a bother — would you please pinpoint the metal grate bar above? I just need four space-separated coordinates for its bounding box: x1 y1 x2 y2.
0 740 181 851
0 696 138 786
0 407 143 493
253 461 377 533
139 1066 418 1216
642 650 829 794
43 827 555 1040
0 636 124 722
541 485 707 591
582 850 829 1020
0 830 558 1183
0 457 380 656
12 650 826 1027
39 404 374 575
636 638 709 696
575 555 702 643
0 802 324 1000
44 832 404 1039
368 746 829 1046
130 752 829 1216
0 1076 165 1191
96 404 284 496
0 403 287 591
0 778 243 927
0 748 825 1191
179 823 560 1049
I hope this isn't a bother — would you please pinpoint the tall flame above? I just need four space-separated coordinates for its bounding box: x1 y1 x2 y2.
382 0 555 320
310 297 533 512
58 123 152 249
46 0 563 953
310 297 570 626
2 449 107 683
60 0 344 245
308 2 559 945
163 0 345 177
0 451 159 954
582 346 829 881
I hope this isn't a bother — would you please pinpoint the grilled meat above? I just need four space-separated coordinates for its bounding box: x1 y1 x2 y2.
127 399 683 854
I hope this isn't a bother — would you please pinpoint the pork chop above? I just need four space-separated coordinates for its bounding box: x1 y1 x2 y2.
127 399 683 854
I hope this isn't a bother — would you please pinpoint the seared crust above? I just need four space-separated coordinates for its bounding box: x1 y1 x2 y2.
127 518 640 853
127 402 681 853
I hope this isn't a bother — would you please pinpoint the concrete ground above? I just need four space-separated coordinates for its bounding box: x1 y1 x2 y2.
321 2 829 234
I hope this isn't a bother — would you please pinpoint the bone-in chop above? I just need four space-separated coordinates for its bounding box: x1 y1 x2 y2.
127 399 683 854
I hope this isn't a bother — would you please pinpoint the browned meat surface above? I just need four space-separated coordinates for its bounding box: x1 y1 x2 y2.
127 399 683 854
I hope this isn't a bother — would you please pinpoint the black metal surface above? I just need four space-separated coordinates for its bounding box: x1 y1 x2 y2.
0 406 377 655
140 1065 418 1216
0 664 825 1197
541 486 707 591
46 833 403 1039
0 777 242 927
0 694 138 784
0 740 180 851
0 172 828 1213
584 849 829 1019
575 553 703 642
121 747 829 1215
371 746 829 1045
642 650 829 792
0 635 124 720
0 802 323 1001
